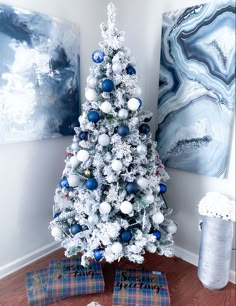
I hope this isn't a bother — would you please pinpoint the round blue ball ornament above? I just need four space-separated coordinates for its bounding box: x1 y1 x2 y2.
120 230 132 242
159 183 167 193
117 125 129 137
92 50 105 63
137 98 142 108
71 224 82 235
126 65 136 75
79 131 88 141
87 111 100 123
139 123 150 134
60 177 69 189
94 248 105 261
54 212 61 219
126 182 139 194
102 79 114 92
86 178 98 190
152 230 161 240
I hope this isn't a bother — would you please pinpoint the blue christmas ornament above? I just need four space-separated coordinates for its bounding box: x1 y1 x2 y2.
117 125 129 137
126 182 139 194
152 230 161 240
92 50 105 63
54 212 61 219
85 178 98 190
71 224 82 235
102 79 114 92
137 98 142 108
126 65 136 75
144 115 152 122
139 123 150 134
87 111 100 123
60 177 69 189
79 131 88 141
94 248 105 261
159 183 167 193
120 230 132 242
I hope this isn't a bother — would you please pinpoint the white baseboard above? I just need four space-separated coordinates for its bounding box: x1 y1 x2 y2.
174 245 236 284
0 241 61 279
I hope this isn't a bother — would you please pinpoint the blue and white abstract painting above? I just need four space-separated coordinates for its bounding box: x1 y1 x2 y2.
157 1 235 178
0 3 80 144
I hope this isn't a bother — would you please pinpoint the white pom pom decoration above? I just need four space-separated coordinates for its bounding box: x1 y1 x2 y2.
112 62 123 74
67 175 80 187
85 88 97 101
111 242 123 254
99 202 111 214
77 150 89 162
152 211 164 224
87 76 97 88
112 160 123 172
51 227 62 239
100 101 112 113
98 134 110 146
120 201 133 214
118 109 129 119
137 144 147 155
128 98 140 111
137 177 149 189
70 156 80 167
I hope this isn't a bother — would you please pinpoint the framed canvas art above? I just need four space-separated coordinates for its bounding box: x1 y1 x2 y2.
156 1 235 177
0 3 80 144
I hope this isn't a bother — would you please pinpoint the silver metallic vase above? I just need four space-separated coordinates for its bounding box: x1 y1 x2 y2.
198 216 234 290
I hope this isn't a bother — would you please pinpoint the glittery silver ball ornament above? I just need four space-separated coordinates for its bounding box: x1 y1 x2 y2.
112 62 123 74
67 175 80 187
166 222 177 234
137 144 147 155
100 101 112 113
98 134 110 146
71 142 80 150
111 242 123 254
118 109 129 119
87 76 97 88
85 88 97 101
152 211 164 224
88 214 99 224
70 156 79 167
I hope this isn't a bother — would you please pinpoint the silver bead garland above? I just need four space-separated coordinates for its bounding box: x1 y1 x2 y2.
198 216 234 290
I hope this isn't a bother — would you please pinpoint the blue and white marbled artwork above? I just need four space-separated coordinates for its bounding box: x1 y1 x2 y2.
0 3 80 144
156 1 235 178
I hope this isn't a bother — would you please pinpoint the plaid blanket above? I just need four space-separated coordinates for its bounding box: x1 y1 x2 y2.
112 269 170 306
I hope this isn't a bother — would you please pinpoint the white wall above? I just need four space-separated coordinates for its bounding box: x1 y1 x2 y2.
0 0 235 276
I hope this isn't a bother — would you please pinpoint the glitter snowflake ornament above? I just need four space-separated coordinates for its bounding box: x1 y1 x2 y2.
50 2 175 266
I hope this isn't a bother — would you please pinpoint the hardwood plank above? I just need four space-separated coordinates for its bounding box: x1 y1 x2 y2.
0 249 235 306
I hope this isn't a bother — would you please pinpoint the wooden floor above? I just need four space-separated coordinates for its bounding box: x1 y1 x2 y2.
0 249 235 306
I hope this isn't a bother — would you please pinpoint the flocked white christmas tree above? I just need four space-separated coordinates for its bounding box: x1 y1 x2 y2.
50 3 176 267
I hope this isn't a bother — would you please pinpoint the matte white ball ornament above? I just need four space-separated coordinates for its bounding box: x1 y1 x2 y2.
152 211 164 224
77 150 89 162
120 201 133 214
137 177 149 189
98 134 110 146
112 160 123 172
70 156 80 167
100 101 112 113
88 214 99 224
51 227 62 239
85 88 97 101
87 76 97 88
145 194 155 204
137 144 147 155
135 86 142 96
111 242 123 254
99 202 111 214
112 62 123 74
67 175 80 187
71 142 80 150
167 222 178 234
128 98 140 111
118 109 129 119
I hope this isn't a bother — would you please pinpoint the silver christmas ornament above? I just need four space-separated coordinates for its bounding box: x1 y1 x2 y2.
118 109 129 119
112 62 123 74
87 76 97 88
77 150 89 162
85 88 97 101
100 101 112 113
98 134 110 146
137 144 147 155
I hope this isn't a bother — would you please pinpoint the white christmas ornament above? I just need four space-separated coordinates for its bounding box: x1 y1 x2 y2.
152 211 164 224
99 202 111 214
98 134 110 146
128 98 140 111
70 156 80 167
71 142 80 150
88 214 99 224
145 194 155 204
67 175 80 187
137 144 147 155
112 62 123 74
120 201 133 214
51 227 61 239
135 86 142 96
85 88 97 101
112 160 123 172
167 222 177 234
77 150 89 162
137 177 149 189
100 101 112 113
87 76 97 88
118 109 129 119
129 55 136 66
111 242 123 254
